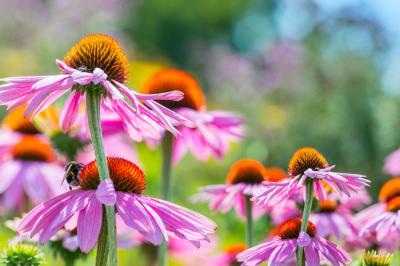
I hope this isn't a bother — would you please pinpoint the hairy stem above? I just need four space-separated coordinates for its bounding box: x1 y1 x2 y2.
86 90 117 266
245 196 253 247
297 178 314 266
157 132 173 266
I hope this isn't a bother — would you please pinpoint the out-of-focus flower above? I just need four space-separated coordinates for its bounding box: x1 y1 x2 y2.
0 34 192 141
0 134 66 212
254 147 370 207
140 68 244 163
384 148 400 176
0 244 44 266
192 159 268 220
310 198 358 240
237 218 350 266
209 243 247 266
362 250 394 266
360 178 400 241
17 157 216 253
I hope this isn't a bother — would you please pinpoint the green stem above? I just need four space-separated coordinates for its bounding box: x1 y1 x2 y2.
86 90 117 266
245 196 253 247
297 178 314 266
157 132 173 266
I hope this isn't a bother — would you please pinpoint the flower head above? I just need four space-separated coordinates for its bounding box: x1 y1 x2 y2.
264 167 288 182
139 68 244 163
0 134 65 211
362 250 393 266
64 34 129 84
237 218 351 266
360 178 400 242
17 157 216 253
0 34 192 140
0 244 44 266
192 159 267 220
254 147 370 207
3 106 40 135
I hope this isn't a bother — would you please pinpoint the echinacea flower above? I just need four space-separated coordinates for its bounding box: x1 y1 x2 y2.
362 250 394 266
310 198 358 240
140 69 244 163
360 178 400 241
17 157 217 253
254 147 370 207
192 159 268 220
236 218 351 266
384 148 400 176
0 34 192 141
0 135 65 211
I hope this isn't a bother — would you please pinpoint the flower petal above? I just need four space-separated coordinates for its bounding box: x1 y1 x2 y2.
95 178 116 206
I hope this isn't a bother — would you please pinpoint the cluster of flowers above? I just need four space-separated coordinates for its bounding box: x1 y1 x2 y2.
0 33 398 266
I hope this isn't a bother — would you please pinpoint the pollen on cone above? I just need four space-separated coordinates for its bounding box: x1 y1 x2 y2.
278 218 317 239
226 159 266 184
12 136 54 162
288 147 329 177
379 177 400 203
64 34 129 84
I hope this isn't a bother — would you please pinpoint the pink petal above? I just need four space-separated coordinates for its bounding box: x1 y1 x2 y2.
95 178 116 206
59 92 84 131
77 196 103 253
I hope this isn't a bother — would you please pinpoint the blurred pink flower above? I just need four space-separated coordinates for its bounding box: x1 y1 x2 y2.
237 218 351 266
139 68 244 163
173 108 244 164
0 135 65 212
384 148 400 176
0 34 192 141
17 157 216 253
192 159 268 220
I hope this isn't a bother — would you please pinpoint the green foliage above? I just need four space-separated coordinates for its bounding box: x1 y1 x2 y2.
0 244 44 266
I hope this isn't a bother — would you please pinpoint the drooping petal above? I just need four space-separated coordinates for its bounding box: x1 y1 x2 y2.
95 178 116 206
77 194 103 253
59 92 84 131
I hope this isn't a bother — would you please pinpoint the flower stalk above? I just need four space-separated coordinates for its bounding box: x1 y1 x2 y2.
297 178 314 266
158 132 174 266
245 195 253 247
86 89 117 266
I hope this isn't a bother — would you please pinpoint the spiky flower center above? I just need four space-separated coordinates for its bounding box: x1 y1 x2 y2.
3 106 39 134
318 200 337 213
64 34 129 84
288 147 329 177
79 157 146 193
0 244 43 266
264 167 288 182
12 136 54 162
386 196 400 212
226 159 266 185
362 250 394 266
278 218 317 239
379 178 400 203
140 69 206 110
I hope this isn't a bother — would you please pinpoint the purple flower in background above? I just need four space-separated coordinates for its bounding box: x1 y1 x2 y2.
140 68 244 163
18 157 216 253
384 148 400 176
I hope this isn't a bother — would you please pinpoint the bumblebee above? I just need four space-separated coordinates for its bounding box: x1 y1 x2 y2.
63 161 84 190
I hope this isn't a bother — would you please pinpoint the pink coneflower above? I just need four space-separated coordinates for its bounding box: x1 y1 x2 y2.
237 218 351 266
310 199 358 240
384 148 400 176
192 159 268 220
140 69 244 163
360 178 400 241
254 147 370 207
0 34 192 140
17 157 217 253
0 135 65 212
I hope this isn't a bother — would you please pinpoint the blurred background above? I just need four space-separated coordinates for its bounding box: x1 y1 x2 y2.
0 0 400 265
